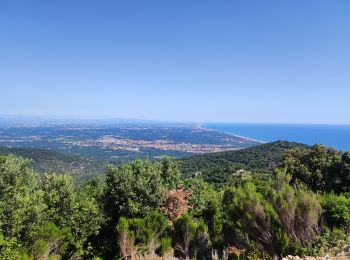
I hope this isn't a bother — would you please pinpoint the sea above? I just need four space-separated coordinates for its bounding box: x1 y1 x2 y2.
202 123 350 151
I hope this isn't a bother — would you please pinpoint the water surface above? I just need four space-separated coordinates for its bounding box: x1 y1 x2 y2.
202 123 350 151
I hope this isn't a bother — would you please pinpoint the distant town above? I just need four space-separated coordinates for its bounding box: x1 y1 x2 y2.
64 135 241 154
0 123 260 161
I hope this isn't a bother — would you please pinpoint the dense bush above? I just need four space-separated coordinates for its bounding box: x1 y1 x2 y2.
0 155 103 259
116 212 171 258
105 158 182 220
319 193 350 228
0 145 349 259
180 141 308 184
283 144 350 193
311 228 349 256
266 170 322 247
222 170 322 258
173 213 211 259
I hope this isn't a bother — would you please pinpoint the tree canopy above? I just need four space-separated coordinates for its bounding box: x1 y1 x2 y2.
0 143 349 259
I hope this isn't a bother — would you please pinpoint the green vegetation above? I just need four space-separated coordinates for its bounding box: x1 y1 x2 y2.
0 155 103 259
283 144 350 193
180 141 308 184
0 146 106 182
0 141 307 185
0 143 349 259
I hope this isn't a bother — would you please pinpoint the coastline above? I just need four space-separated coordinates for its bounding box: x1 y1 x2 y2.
199 123 350 151
198 124 265 144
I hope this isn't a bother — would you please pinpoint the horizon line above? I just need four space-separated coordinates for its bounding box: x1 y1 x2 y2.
0 114 350 126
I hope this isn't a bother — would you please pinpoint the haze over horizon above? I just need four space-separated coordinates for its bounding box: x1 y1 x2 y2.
1 1 350 124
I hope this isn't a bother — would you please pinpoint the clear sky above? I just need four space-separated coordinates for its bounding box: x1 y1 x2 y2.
1 1 349 124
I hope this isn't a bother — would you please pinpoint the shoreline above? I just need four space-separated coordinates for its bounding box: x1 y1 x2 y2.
198 124 265 144
198 124 350 151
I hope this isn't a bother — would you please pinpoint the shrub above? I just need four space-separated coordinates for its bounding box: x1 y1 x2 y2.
266 170 321 247
156 237 172 256
223 172 322 258
319 193 350 228
223 182 279 257
283 145 350 193
116 212 171 258
105 158 182 220
30 222 71 259
173 213 211 259
311 228 349 256
116 217 136 259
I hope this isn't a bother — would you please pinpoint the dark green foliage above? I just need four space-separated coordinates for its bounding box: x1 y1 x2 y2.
173 213 211 259
180 141 308 184
184 178 223 241
222 172 322 258
0 155 103 259
105 159 166 219
283 144 350 193
319 193 350 228
130 212 169 252
116 212 171 258
0 146 106 182
327 151 350 193
156 237 172 256
223 182 280 256
161 156 182 189
30 222 71 259
195 220 212 259
105 158 181 220
116 217 136 258
173 213 197 258
266 170 322 247
311 228 349 256
41 174 104 255
0 144 349 259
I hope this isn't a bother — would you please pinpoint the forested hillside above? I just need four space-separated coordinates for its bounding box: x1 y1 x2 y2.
0 146 105 181
0 143 349 259
0 141 308 185
180 141 309 184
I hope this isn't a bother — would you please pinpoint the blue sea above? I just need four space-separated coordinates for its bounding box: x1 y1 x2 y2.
202 123 350 151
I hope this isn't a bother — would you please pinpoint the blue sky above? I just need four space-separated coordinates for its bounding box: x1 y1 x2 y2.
1 0 349 124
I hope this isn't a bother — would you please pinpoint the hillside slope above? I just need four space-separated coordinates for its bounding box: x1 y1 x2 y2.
0 146 106 181
180 141 309 184
0 141 309 184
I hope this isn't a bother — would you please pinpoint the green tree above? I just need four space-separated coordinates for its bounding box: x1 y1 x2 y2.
161 156 182 189
283 145 342 192
41 173 103 256
105 159 174 219
325 151 350 193
0 155 46 256
185 178 223 241
41 174 76 227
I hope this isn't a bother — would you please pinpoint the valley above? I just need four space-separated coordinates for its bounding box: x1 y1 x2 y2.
0 123 260 161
